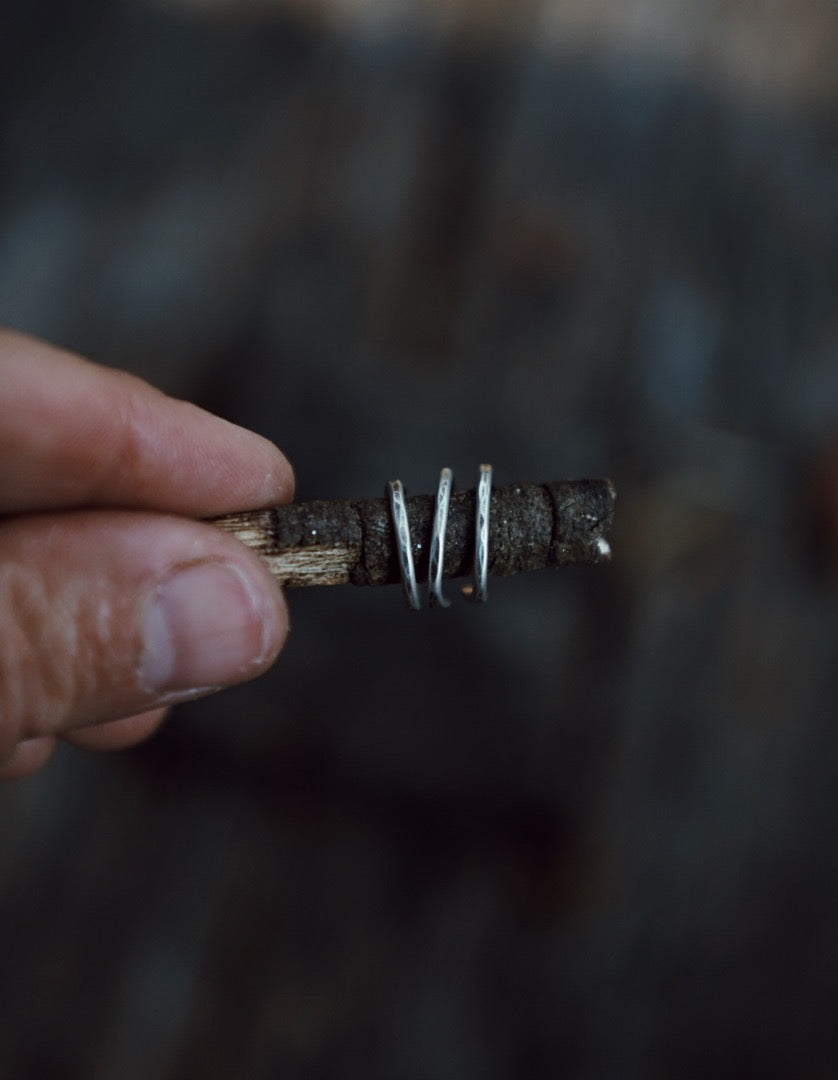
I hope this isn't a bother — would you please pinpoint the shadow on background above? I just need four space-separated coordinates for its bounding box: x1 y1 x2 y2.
1 1 837 1076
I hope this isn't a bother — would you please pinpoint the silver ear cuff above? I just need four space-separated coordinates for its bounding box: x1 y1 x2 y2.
428 467 453 607
472 463 492 603
386 479 421 610
386 464 492 610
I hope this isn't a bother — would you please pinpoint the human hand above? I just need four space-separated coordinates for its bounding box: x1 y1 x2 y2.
0 329 294 779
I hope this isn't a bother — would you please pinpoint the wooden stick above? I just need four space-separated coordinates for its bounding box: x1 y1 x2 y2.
211 478 615 589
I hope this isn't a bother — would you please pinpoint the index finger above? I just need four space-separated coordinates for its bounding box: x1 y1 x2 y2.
0 329 293 516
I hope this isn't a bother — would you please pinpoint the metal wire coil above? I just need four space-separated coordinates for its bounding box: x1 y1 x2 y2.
386 465 492 610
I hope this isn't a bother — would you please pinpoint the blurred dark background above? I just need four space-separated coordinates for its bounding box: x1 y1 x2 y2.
1 1 837 1076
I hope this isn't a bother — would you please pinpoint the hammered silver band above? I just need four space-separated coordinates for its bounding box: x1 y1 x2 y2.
386 479 421 610
472 463 492 603
387 465 492 610
428 467 453 607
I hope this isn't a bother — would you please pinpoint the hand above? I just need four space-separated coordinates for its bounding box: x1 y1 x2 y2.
0 329 294 779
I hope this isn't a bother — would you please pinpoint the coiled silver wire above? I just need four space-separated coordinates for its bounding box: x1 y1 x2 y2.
428 467 453 607
386 464 492 610
386 479 421 610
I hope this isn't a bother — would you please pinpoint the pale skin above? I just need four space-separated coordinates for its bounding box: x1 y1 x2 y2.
0 329 295 780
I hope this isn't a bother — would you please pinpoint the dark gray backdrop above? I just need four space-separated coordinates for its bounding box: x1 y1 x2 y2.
1 2 837 1076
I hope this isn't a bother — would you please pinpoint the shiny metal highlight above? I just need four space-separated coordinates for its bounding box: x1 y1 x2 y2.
386 479 421 610
472 464 492 603
428 467 453 607
387 464 493 609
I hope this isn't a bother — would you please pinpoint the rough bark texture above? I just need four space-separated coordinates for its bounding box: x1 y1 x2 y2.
212 478 615 588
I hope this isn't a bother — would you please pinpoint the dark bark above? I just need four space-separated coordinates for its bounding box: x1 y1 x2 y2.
220 478 615 588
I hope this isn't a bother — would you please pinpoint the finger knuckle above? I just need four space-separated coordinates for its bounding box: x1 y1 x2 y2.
0 560 79 743
91 375 160 503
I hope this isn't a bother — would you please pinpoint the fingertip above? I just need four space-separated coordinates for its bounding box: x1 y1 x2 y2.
231 427 295 508
0 330 296 516
63 707 170 752
0 736 57 780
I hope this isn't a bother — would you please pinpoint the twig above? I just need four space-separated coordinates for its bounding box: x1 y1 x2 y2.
211 478 615 589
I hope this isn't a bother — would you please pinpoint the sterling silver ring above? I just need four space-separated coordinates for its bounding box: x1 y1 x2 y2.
428 467 453 607
386 479 421 610
472 464 492 603
388 465 491 610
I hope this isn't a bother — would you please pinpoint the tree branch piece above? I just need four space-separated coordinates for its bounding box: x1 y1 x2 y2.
211 478 615 589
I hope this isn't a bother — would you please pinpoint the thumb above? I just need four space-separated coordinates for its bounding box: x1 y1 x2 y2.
0 510 288 762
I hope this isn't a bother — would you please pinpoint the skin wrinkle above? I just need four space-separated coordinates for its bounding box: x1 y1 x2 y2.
0 545 142 748
61 562 154 731
0 562 61 752
87 376 157 507
72 575 125 725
